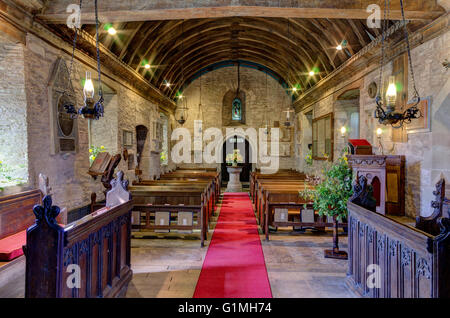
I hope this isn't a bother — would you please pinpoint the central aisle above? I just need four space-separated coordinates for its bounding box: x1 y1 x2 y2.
193 193 272 298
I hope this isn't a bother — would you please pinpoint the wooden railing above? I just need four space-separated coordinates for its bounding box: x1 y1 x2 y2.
346 178 450 298
25 173 134 298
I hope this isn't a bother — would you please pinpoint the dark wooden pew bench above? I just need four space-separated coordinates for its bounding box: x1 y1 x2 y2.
250 170 305 201
129 185 209 246
255 181 307 221
133 179 217 214
0 175 67 263
159 171 221 198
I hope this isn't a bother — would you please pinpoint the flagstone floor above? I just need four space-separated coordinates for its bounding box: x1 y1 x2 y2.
0 194 356 298
126 230 356 298
126 195 356 298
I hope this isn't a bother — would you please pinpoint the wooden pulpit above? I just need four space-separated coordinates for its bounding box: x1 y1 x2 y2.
348 155 405 216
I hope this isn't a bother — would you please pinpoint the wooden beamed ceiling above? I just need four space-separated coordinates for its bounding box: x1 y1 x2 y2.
76 16 417 100
38 0 445 23
38 1 446 101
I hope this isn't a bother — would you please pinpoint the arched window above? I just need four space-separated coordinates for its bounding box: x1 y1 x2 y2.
222 90 246 125
232 98 242 121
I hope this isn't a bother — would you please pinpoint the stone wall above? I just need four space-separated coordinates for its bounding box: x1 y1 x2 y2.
359 29 450 217
175 67 296 170
0 32 167 211
0 34 28 185
296 29 450 218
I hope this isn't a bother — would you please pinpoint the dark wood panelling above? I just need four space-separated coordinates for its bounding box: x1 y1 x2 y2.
0 190 42 240
25 196 133 298
346 189 450 298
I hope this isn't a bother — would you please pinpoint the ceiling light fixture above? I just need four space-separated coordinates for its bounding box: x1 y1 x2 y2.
283 18 295 127
107 27 117 35
63 0 104 120
175 21 189 125
374 0 421 128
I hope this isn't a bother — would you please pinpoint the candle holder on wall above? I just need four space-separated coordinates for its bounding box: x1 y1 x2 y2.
376 128 395 155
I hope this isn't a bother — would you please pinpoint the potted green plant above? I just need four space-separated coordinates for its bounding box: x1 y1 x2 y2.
300 149 353 259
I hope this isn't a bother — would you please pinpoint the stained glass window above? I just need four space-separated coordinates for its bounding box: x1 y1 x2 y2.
232 98 242 121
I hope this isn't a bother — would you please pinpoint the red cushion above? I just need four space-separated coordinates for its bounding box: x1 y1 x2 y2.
0 230 26 261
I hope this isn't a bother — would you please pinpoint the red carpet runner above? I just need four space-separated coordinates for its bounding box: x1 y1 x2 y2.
193 193 272 298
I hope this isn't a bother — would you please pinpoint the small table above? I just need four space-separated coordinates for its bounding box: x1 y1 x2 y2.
226 166 243 192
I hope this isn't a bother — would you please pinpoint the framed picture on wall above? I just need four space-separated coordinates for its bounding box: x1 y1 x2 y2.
406 97 432 134
279 143 292 157
123 130 133 147
312 113 334 161
280 127 293 142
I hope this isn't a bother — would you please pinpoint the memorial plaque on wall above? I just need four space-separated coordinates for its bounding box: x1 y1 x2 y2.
48 58 78 154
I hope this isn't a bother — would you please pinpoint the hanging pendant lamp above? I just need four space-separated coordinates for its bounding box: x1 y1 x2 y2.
374 0 421 128
175 21 189 126
284 18 295 127
64 0 104 120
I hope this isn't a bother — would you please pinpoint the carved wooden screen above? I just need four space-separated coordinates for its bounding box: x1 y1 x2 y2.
312 113 334 161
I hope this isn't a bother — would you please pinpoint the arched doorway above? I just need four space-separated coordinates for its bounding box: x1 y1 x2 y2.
221 135 252 183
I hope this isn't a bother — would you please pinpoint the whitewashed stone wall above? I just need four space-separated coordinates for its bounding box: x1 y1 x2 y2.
360 30 450 217
176 67 296 170
15 33 165 211
91 94 119 154
297 29 450 218
0 34 28 184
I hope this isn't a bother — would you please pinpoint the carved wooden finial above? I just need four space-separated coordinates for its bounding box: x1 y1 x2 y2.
416 178 449 236
32 195 63 229
350 175 377 212
106 171 131 208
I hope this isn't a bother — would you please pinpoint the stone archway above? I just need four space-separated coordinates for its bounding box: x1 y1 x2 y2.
220 135 253 183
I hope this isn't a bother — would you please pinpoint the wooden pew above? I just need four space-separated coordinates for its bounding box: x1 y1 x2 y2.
159 171 221 198
254 180 307 219
346 178 450 298
25 172 133 298
133 179 217 214
0 174 67 263
175 168 218 172
250 171 306 202
129 185 209 247
250 170 305 195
